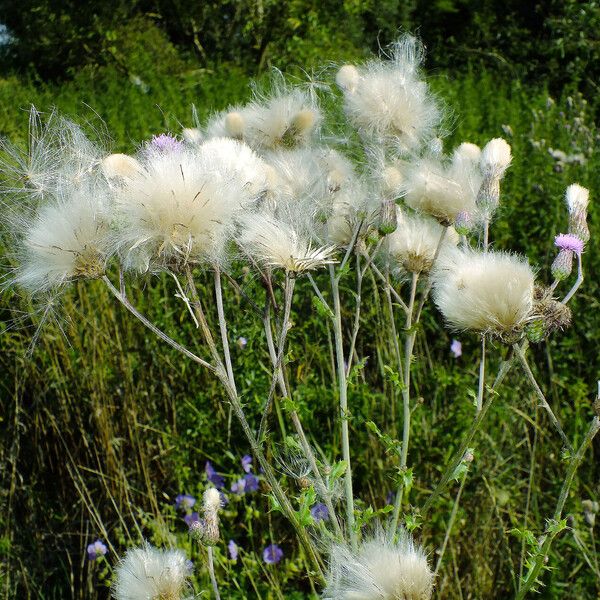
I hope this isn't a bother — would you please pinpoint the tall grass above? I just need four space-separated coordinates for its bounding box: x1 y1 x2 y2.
0 64 598 599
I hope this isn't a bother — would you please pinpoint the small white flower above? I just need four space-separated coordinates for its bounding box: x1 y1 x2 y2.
432 248 535 338
112 542 192 600
323 530 434 600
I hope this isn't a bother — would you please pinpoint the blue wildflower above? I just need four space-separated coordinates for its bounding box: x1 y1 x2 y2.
228 540 239 561
183 512 201 527
310 502 329 522
87 539 108 560
205 461 225 489
175 494 196 511
241 454 253 473
263 544 284 564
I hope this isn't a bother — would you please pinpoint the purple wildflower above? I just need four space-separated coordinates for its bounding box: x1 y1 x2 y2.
386 491 396 505
87 540 108 561
241 454 253 473
310 502 329 523
555 233 584 255
185 559 195 574
263 544 284 564
183 512 201 527
237 336 248 349
205 461 225 489
149 133 183 153
228 539 239 561
244 473 259 492
450 339 462 358
175 494 196 511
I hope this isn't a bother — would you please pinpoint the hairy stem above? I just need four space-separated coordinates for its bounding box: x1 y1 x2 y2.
207 546 221 600
330 264 357 548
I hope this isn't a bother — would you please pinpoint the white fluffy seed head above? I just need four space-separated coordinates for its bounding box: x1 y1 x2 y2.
452 142 481 165
565 183 589 214
224 112 245 138
403 156 482 224
323 530 434 600
13 184 111 294
336 64 360 93
182 128 203 145
384 211 458 274
238 212 336 273
115 148 251 272
102 154 142 181
432 248 535 339
204 85 321 152
203 487 221 513
480 138 512 177
338 35 442 153
112 542 191 600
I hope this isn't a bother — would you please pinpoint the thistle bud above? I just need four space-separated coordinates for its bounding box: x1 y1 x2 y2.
565 184 590 243
189 488 221 546
225 112 245 139
336 65 359 93
526 319 546 343
182 128 203 145
480 138 512 178
454 211 473 235
378 198 398 235
551 249 573 281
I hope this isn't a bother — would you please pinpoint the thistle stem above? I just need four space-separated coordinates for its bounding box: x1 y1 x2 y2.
207 546 221 600
390 271 419 535
329 264 357 548
476 335 486 414
562 252 583 304
512 344 573 453
515 416 600 599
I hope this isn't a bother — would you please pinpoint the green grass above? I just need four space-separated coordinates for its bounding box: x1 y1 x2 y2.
0 62 599 599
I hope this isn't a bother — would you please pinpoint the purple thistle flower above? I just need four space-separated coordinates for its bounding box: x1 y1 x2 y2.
149 133 183 153
205 461 225 490
310 502 329 523
555 233 584 255
241 454 253 473
450 339 462 358
175 494 196 511
183 512 201 527
263 544 284 564
87 539 108 561
228 539 239 561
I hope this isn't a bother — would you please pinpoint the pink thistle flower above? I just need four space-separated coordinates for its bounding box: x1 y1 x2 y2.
554 233 584 255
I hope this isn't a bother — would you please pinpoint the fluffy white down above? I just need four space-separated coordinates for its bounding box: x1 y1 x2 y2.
112 543 191 600
237 212 336 273
204 87 321 152
565 183 589 214
323 532 434 600
403 151 482 223
432 248 535 335
115 148 252 271
15 184 111 293
385 211 458 273
337 36 441 153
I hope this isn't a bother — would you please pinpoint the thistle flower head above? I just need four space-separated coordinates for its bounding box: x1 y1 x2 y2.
101 153 142 182
115 147 252 271
452 142 481 164
480 138 512 178
148 134 183 154
323 530 434 600
238 212 336 274
12 183 112 294
432 248 535 339
403 154 482 224
205 82 321 152
384 211 458 274
565 184 590 242
336 35 442 153
554 233 584 255
182 128 203 145
112 542 192 600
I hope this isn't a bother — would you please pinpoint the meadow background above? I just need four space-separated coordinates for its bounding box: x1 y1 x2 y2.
0 1 599 598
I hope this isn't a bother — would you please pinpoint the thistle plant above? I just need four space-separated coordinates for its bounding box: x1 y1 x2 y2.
1 34 597 599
